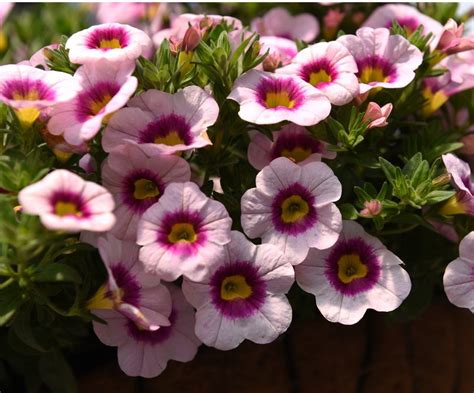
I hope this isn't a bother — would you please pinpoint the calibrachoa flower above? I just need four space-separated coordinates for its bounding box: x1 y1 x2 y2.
439 153 474 216
295 220 412 325
362 102 393 128
102 144 191 241
48 60 137 146
18 169 115 232
0 64 79 127
228 70 331 126
247 123 336 170
88 234 172 330
437 19 474 55
93 283 200 378
102 86 219 155
337 27 423 94
259 36 298 71
362 4 443 48
241 157 342 264
277 41 359 106
443 231 474 312
182 231 294 350
137 182 232 281
66 22 152 64
251 7 319 43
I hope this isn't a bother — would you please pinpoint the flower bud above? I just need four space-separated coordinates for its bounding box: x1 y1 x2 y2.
362 102 393 129
360 199 382 218
437 18 474 55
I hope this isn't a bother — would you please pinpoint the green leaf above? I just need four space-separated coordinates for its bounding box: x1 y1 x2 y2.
32 264 82 284
0 283 24 326
11 304 48 352
379 157 398 185
339 203 359 220
425 190 456 204
39 351 77 393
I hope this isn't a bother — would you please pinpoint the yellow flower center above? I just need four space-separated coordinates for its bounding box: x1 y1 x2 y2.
439 195 467 216
90 94 113 115
359 66 388 84
167 223 197 244
220 275 253 301
265 91 295 109
99 38 122 49
12 89 40 101
337 254 368 284
421 87 448 117
280 147 312 163
55 201 82 217
133 179 159 200
280 195 309 223
87 283 124 310
154 131 185 146
309 69 332 86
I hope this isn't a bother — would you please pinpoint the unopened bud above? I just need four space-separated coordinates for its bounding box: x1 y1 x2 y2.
360 199 382 218
182 26 202 53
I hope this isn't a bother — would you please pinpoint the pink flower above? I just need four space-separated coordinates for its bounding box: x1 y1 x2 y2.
102 144 191 241
0 3 12 25
47 60 137 146
102 86 219 156
88 234 172 331
18 169 115 232
241 157 342 264
295 220 411 325
337 27 423 94
0 64 79 127
362 102 393 128
66 23 152 64
443 231 474 312
228 70 331 126
277 41 359 106
247 123 336 170
153 13 242 46
359 199 382 218
95 3 163 25
323 9 345 39
251 7 319 43
259 36 298 71
362 4 443 48
78 154 97 174
93 283 200 378
182 231 294 350
437 19 474 55
137 182 232 281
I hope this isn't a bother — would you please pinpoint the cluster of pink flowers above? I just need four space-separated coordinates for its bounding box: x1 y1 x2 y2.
8 3 474 378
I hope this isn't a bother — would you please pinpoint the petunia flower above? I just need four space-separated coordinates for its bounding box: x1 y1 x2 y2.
153 13 242 46
102 86 219 156
102 144 191 241
18 169 115 232
362 4 443 48
443 231 474 313
295 220 412 325
251 7 319 43
228 70 331 126
241 157 342 264
337 27 423 94
93 283 200 378
259 36 298 71
48 59 137 146
247 123 336 170
362 102 393 128
137 182 232 281
277 41 359 105
0 64 79 127
439 153 474 216
437 19 474 55
182 231 294 350
66 22 152 64
88 234 172 330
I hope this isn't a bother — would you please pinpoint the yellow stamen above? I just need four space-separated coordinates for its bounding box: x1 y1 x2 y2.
133 179 159 200
280 147 312 163
167 223 197 244
280 195 309 223
265 91 295 109
220 275 253 300
309 69 332 86
55 201 81 217
98 38 122 49
359 67 388 84
337 254 368 284
154 131 184 146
